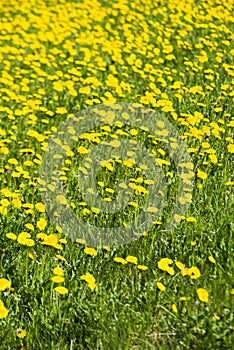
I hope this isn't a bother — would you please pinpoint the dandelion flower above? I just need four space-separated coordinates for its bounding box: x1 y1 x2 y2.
158 258 175 275
156 282 166 291
17 330 27 338
53 267 63 276
0 278 11 291
114 257 128 265
208 256 216 264
54 286 68 295
0 300 8 318
197 288 209 302
52 276 64 283
84 247 97 256
172 304 178 313
126 256 138 265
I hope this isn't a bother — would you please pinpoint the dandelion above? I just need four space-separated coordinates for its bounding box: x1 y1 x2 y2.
0 278 11 291
156 282 166 291
227 144 234 153
54 286 68 295
80 273 98 291
56 255 66 262
180 296 187 301
53 267 63 276
0 300 8 318
17 233 35 247
197 288 209 302
17 330 27 338
208 256 216 264
52 276 64 283
189 266 201 279
35 203 45 212
126 256 138 265
197 170 207 180
37 218 47 230
114 257 128 265
28 253 35 260
172 304 178 313
84 247 97 256
25 223 34 231
158 258 175 275
56 107 67 114
40 234 62 250
175 262 185 270
6 232 17 240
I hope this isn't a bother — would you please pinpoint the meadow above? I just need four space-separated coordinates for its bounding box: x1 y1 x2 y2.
0 0 234 349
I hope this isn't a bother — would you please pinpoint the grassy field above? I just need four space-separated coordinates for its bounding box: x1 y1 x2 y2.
0 0 234 349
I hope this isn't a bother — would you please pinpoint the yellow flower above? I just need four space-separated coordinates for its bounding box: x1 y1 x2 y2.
0 300 8 318
156 282 166 291
197 170 207 180
53 267 63 276
28 253 35 260
208 256 216 264
227 144 234 153
6 232 17 240
0 278 11 291
54 286 68 295
78 146 89 154
126 256 138 265
172 304 178 313
17 232 35 247
35 203 45 212
103 246 111 251
25 223 34 231
158 258 175 275
84 247 97 256
53 81 63 92
1 199 10 207
175 261 185 270
37 218 47 230
52 276 64 283
79 86 91 94
40 234 63 250
11 198 21 208
8 158 18 165
17 330 27 338
128 201 138 207
209 154 218 164
186 217 196 222
56 107 67 114
80 272 96 284
189 266 201 279
80 273 98 290
197 288 209 302
87 282 98 291
137 265 148 271
1 188 11 197
114 257 128 265
56 255 66 261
